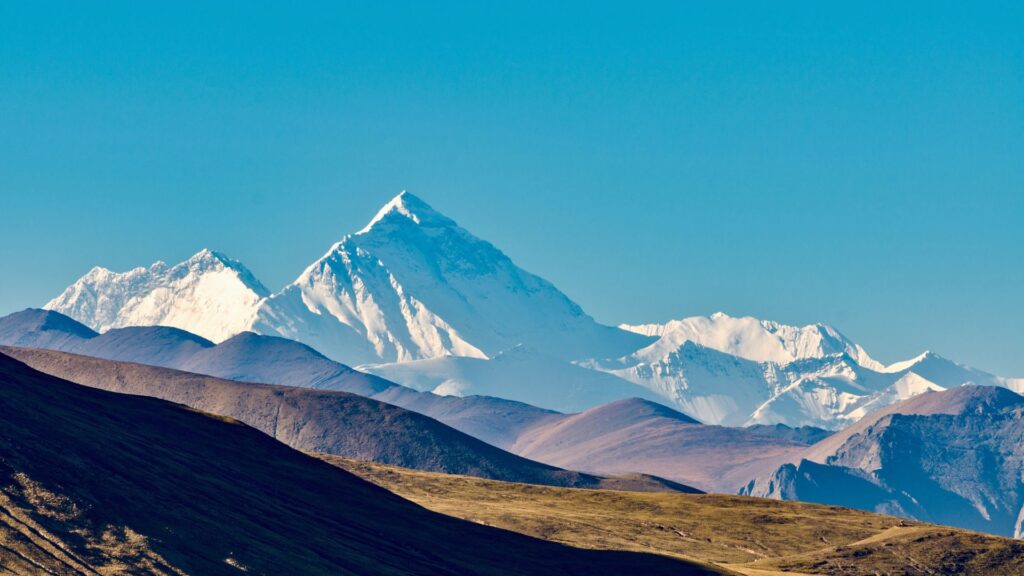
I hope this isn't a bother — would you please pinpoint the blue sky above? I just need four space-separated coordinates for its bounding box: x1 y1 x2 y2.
1 2 1021 373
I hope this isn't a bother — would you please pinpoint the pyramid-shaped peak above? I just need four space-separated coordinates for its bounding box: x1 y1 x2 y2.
187 248 228 266
186 248 243 268
358 191 456 234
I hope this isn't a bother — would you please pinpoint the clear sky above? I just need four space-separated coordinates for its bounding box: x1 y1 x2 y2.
1 2 1021 374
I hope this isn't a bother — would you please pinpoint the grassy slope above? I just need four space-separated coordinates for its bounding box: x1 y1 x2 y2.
326 456 1024 576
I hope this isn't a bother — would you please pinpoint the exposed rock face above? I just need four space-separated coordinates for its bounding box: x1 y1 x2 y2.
742 386 1024 537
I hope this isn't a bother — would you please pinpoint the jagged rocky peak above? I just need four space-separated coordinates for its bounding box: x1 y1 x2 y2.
620 311 881 369
44 248 269 343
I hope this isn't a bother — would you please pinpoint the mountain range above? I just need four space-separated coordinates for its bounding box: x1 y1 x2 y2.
3 344 695 493
42 192 1023 427
0 308 811 492
0 308 561 447
12 308 1024 539
8 190 1024 545
7 347 1018 575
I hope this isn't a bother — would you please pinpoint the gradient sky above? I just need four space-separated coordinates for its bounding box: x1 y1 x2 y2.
1 2 1022 374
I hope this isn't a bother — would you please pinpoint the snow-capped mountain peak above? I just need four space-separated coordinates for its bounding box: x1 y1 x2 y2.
248 193 651 365
40 193 1022 425
597 312 1024 429
357 191 455 234
619 312 882 369
881 350 940 373
45 249 269 343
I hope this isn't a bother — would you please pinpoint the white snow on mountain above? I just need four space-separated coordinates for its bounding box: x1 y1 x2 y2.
251 191 650 365
45 249 269 342
840 372 945 422
594 314 894 426
620 312 883 369
42 192 1023 423
594 327 1020 428
583 341 782 426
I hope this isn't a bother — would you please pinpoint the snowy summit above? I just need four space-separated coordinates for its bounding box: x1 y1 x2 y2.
43 192 1024 425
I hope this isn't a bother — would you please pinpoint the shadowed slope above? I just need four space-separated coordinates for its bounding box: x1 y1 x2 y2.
182 332 566 447
1 346 693 492
0 310 565 447
0 351 721 575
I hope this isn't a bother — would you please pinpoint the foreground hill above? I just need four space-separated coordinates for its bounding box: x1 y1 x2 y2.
742 386 1024 537
0 351 717 575
1 346 691 492
328 457 1024 576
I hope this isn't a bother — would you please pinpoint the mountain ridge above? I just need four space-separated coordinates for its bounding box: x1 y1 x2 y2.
44 248 269 342
0 308 567 447
38 192 1023 423
1 345 695 493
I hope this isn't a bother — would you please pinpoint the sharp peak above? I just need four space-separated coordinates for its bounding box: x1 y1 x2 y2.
356 191 454 235
907 350 946 364
187 248 236 266
191 247 221 259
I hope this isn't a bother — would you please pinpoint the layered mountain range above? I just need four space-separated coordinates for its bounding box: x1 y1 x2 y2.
8 305 1024 537
43 192 1023 427
0 350 715 575
0 308 811 492
7 349 1018 575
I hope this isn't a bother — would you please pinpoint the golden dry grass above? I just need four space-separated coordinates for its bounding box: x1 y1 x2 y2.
325 455 1024 576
